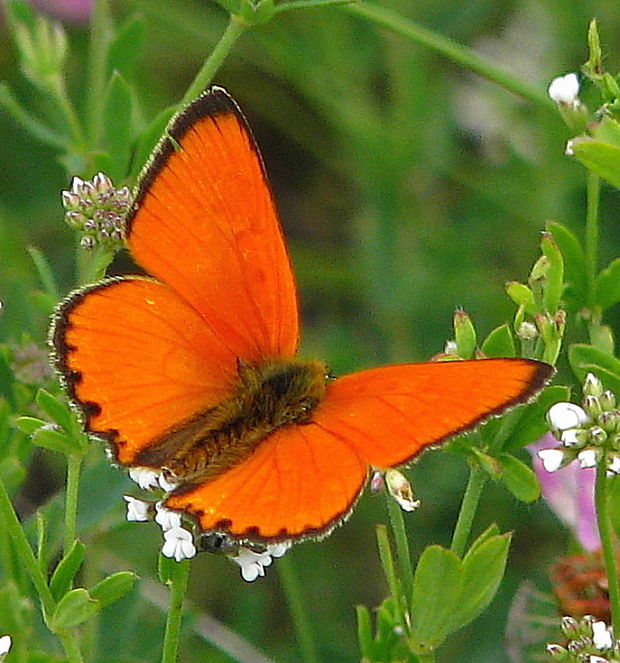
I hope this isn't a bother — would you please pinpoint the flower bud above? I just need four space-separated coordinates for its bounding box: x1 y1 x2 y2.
561 616 580 637
584 372 604 398
600 390 617 411
584 395 603 419
548 73 580 105
545 643 568 660
578 448 600 468
598 410 620 433
588 426 608 446
385 469 420 512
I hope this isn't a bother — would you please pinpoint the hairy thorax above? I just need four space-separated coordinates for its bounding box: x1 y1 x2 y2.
135 358 328 483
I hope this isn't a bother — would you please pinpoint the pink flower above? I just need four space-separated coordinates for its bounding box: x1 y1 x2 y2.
529 433 600 552
29 0 93 23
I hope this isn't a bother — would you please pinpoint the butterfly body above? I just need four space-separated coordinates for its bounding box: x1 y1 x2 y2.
52 86 553 546
137 357 328 483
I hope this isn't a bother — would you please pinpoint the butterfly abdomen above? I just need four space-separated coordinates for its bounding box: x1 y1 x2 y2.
137 357 328 483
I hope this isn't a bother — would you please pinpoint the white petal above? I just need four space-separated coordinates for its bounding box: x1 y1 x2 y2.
538 448 565 472
0 636 11 656
240 561 262 582
548 73 580 104
609 456 620 475
123 495 150 522
267 543 290 558
158 473 179 492
560 428 582 446
161 527 196 562
592 621 614 650
128 467 160 491
578 449 598 468
547 402 589 431
233 547 273 582
155 502 182 531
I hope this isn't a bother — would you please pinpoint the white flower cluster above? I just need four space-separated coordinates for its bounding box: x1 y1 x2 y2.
124 466 289 580
547 616 619 662
540 374 620 474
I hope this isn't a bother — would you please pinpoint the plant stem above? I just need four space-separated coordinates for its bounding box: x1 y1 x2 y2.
277 555 320 663
375 525 407 627
342 2 553 109
64 455 82 556
595 450 620 631
0 475 55 617
450 464 487 558
161 560 191 663
585 171 600 310
386 496 414 599
58 632 85 663
417 652 436 663
86 0 112 143
180 14 248 107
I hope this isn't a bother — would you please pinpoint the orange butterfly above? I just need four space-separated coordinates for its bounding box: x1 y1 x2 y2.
52 87 552 546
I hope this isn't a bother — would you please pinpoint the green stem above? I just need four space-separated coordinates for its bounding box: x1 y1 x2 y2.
450 464 487 558
64 455 82 556
342 2 553 109
277 555 320 663
58 632 85 663
86 0 112 143
375 525 407 627
595 450 620 631
161 560 191 663
0 476 55 618
416 652 436 663
386 496 414 599
585 171 600 311
50 74 86 154
180 14 248 107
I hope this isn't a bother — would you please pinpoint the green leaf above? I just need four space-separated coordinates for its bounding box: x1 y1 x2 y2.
546 221 587 307
107 16 146 79
465 524 501 557
356 604 375 659
100 71 133 181
49 540 86 602
596 258 620 310
497 454 540 503
410 545 463 648
450 533 511 632
89 571 137 608
36 389 74 432
569 344 620 393
571 137 620 190
481 324 516 358
505 282 535 315
32 426 81 456
51 588 99 630
503 385 571 452
540 232 564 314
130 105 176 178
27 246 59 300
14 415 45 434
453 310 476 359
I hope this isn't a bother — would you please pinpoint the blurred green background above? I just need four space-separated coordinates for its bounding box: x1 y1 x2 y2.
2 0 620 661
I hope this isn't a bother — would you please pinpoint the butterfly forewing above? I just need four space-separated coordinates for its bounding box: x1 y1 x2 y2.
127 88 299 362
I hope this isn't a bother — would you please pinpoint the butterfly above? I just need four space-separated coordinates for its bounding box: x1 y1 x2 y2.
52 87 553 546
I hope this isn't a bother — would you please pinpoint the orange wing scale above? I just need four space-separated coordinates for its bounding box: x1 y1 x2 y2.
314 358 550 468
128 97 299 362
54 278 238 464
165 421 368 541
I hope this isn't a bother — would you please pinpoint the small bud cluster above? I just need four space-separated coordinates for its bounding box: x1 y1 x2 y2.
61 172 131 250
540 374 620 474
546 615 619 662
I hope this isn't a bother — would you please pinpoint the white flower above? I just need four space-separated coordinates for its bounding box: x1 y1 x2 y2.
538 448 566 472
548 73 580 105
547 402 589 431
565 139 575 156
0 635 11 656
123 495 150 522
161 527 197 562
231 543 289 582
129 466 160 491
158 472 179 492
578 449 598 468
385 469 420 512
560 429 583 446
155 502 182 531
592 620 614 650
589 656 609 663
